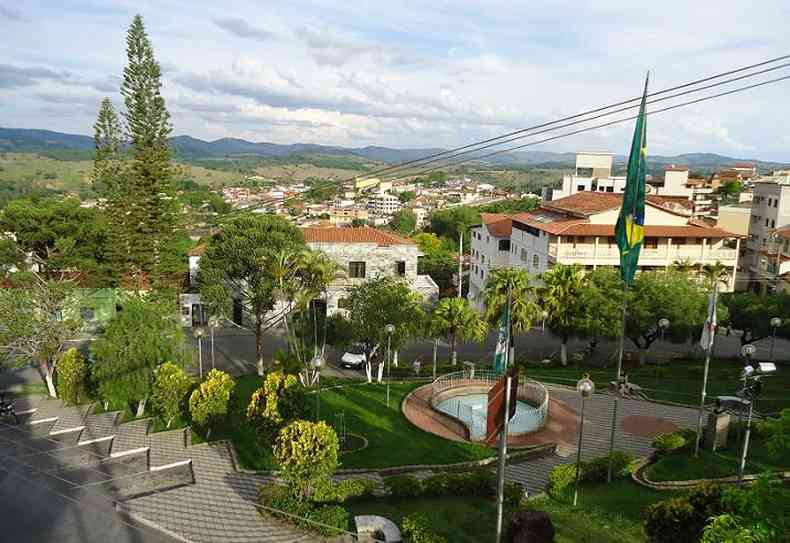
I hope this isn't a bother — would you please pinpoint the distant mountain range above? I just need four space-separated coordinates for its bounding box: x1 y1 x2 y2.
1 127 787 171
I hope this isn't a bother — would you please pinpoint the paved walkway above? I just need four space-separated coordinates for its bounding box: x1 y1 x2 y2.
2 386 699 542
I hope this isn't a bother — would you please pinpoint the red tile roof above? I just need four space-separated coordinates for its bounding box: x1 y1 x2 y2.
540 191 691 218
480 213 513 237
302 226 415 246
774 225 790 240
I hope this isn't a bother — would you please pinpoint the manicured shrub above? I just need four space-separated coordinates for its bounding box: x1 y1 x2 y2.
583 451 636 482
644 484 726 543
701 514 758 543
652 431 687 455
503 481 525 508
401 513 448 543
246 371 306 443
274 420 339 500
384 474 424 498
257 484 348 537
57 348 89 406
759 408 790 459
312 477 376 503
188 369 235 434
152 362 193 428
546 463 578 499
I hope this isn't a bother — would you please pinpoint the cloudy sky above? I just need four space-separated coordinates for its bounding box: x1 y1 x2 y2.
2 0 789 160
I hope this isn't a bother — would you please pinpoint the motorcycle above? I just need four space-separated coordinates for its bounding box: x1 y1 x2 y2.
0 391 19 425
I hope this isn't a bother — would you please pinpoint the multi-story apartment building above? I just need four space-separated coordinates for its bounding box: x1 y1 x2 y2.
468 191 742 300
328 207 369 226
370 194 402 216
770 225 790 293
717 202 752 290
545 152 626 200
745 171 790 292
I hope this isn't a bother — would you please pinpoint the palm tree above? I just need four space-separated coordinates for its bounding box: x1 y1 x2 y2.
672 258 696 274
701 261 730 292
540 264 588 366
479 268 540 332
431 297 488 365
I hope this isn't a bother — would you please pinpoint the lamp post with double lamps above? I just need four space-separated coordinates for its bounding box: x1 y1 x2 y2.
573 374 595 506
736 344 778 486
385 324 395 408
194 327 204 379
769 317 782 362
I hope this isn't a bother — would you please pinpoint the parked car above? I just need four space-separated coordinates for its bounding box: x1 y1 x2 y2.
340 344 379 370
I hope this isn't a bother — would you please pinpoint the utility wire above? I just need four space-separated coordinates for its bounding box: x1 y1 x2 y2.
376 61 790 180
395 72 790 180
354 52 790 181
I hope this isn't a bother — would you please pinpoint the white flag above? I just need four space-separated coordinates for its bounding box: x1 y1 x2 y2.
700 292 717 350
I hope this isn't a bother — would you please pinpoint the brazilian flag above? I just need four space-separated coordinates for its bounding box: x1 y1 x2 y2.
615 76 649 285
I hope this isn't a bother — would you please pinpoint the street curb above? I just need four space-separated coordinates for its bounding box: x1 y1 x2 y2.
631 455 790 490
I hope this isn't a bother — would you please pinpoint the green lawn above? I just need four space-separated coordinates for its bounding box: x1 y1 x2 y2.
646 438 788 481
202 376 495 471
347 495 502 543
316 381 495 469
521 358 790 414
348 479 675 543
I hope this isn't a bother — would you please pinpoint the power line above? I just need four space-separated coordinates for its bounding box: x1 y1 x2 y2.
396 72 790 179
377 61 790 180
354 52 790 181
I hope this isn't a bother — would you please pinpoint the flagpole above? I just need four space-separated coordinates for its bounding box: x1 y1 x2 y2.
607 280 628 483
694 282 718 457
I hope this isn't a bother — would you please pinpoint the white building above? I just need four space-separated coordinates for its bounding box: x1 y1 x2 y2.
745 172 790 292
370 194 402 216
469 192 742 296
545 152 626 201
182 226 438 326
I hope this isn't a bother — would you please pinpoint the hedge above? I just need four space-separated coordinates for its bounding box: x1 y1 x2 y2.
547 451 636 498
402 513 449 543
384 471 522 506
257 484 348 537
644 484 725 543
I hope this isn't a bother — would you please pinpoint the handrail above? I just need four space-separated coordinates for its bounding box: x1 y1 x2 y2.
430 369 549 441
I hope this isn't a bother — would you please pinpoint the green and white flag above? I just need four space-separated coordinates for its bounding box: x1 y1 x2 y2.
493 300 510 375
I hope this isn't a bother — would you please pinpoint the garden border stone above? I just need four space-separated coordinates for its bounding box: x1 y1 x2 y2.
631 455 790 490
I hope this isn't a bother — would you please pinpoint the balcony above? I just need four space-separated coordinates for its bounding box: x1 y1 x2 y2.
556 245 737 264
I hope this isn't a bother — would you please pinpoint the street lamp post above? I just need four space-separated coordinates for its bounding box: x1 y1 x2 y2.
737 343 756 486
195 327 204 379
574 374 595 507
209 316 218 370
385 324 395 408
313 354 323 420
769 317 782 363
658 318 670 343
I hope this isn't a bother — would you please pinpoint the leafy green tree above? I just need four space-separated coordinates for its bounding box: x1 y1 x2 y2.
413 233 457 295
92 297 186 415
626 271 709 364
246 371 307 443
722 292 790 346
56 348 89 406
345 276 426 381
429 206 481 245
431 298 488 365
398 191 416 203
480 268 540 332
93 15 183 287
479 197 539 214
198 214 307 375
389 209 417 236
762 409 790 459
719 180 742 197
540 264 591 365
152 362 194 428
189 369 235 437
0 273 82 397
701 515 757 543
0 197 112 282
413 233 444 254
273 420 339 501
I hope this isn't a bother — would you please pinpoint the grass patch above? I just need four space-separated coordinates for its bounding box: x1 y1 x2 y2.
521 358 790 413
647 437 788 481
206 376 494 471
316 382 494 469
347 495 502 543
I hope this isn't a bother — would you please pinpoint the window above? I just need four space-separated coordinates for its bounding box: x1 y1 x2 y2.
532 255 539 269
644 237 658 249
80 307 95 320
498 239 510 251
577 185 586 192
766 218 770 227
520 248 528 261
774 199 779 208
181 306 190 316
674 238 686 245
349 261 366 278
486 236 490 243
768 198 773 206
606 186 614 192
396 261 406 276
771 219 775 228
